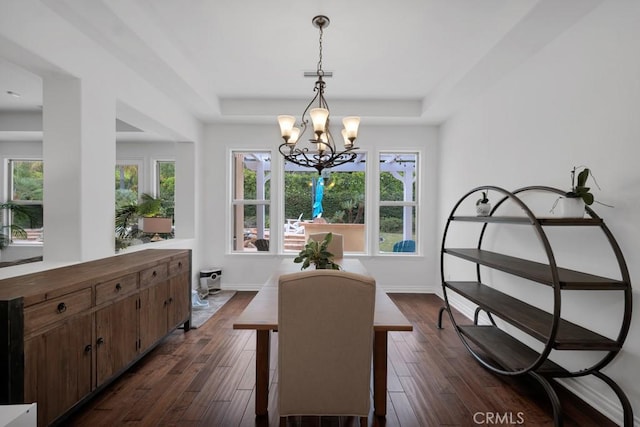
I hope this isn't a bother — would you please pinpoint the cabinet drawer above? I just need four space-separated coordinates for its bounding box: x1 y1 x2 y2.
169 255 189 277
95 273 138 305
24 288 92 335
140 263 169 288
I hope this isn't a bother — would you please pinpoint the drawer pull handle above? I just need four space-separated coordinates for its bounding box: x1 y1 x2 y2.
178 262 182 268
57 302 67 313
152 270 157 277
96 337 104 346
84 344 92 353
115 283 122 292
168 297 173 304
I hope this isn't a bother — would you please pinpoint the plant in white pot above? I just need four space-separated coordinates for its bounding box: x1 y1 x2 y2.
476 191 492 216
553 166 612 217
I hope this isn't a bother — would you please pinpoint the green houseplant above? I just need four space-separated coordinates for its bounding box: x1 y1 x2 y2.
552 166 612 217
294 232 341 270
0 202 38 250
565 166 595 205
115 193 172 250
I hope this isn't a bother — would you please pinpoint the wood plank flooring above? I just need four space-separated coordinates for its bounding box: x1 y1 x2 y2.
65 292 616 426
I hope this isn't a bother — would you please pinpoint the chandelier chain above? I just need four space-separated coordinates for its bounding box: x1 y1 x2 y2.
317 24 323 75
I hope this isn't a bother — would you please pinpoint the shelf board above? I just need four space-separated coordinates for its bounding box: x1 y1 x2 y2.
457 325 568 375
444 248 627 290
446 281 621 350
451 215 603 226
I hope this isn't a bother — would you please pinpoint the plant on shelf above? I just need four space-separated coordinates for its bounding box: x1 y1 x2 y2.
115 193 172 250
294 232 341 270
552 166 613 216
475 191 492 216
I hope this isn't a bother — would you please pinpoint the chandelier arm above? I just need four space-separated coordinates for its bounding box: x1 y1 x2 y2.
300 88 320 125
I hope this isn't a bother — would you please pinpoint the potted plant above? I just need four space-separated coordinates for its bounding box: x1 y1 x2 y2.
476 191 491 216
115 193 172 249
0 202 38 250
294 232 341 270
553 166 612 217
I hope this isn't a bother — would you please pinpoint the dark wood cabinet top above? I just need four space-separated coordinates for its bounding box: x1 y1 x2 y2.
0 249 190 306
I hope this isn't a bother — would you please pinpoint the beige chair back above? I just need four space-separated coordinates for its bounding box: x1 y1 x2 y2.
278 269 375 417
308 232 344 259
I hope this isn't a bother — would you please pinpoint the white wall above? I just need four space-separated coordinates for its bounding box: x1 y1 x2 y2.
438 2 640 424
203 122 439 292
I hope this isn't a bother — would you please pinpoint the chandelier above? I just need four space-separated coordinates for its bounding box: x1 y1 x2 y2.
277 15 360 174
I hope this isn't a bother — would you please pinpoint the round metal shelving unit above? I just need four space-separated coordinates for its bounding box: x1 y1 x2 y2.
438 185 633 426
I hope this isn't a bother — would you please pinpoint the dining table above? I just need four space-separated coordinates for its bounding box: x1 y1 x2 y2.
232 258 414 417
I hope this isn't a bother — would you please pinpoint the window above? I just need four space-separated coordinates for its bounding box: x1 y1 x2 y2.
231 151 271 252
284 154 366 253
379 153 418 253
115 162 139 210
5 159 44 245
156 160 175 220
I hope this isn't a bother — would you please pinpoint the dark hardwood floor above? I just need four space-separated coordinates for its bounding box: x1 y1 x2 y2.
66 292 616 426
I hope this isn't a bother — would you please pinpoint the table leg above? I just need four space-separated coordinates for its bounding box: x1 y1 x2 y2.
373 330 388 416
255 330 271 416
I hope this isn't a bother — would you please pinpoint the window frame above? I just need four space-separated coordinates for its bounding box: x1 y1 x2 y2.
229 150 272 253
377 151 419 255
5 158 44 246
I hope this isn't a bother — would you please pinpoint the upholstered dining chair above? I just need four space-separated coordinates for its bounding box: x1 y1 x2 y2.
308 232 344 258
278 270 375 426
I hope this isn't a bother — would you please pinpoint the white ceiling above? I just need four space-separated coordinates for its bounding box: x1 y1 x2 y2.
0 0 603 127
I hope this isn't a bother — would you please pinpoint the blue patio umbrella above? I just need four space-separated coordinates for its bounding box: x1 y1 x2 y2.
312 176 324 218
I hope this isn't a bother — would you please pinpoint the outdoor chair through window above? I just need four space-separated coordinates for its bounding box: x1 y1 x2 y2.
284 213 305 234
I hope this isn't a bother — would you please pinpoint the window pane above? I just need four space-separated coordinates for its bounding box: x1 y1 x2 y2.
379 153 418 254
157 161 175 219
12 160 43 201
232 151 271 252
234 152 271 201
233 204 271 252
379 206 416 253
380 154 416 202
9 204 44 244
115 164 139 208
284 154 366 253
7 160 44 246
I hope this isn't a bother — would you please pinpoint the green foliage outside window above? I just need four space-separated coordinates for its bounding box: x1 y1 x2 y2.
284 170 368 224
12 160 43 201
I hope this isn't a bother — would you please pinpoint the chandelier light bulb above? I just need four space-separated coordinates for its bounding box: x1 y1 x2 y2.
288 127 301 145
310 108 329 136
317 133 328 152
277 115 296 141
342 116 360 142
341 129 353 149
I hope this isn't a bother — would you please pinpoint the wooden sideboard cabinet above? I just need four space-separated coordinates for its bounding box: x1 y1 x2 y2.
0 249 192 426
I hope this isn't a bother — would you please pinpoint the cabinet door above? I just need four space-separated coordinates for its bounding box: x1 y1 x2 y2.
95 294 139 386
168 273 190 330
139 281 169 353
24 313 92 427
